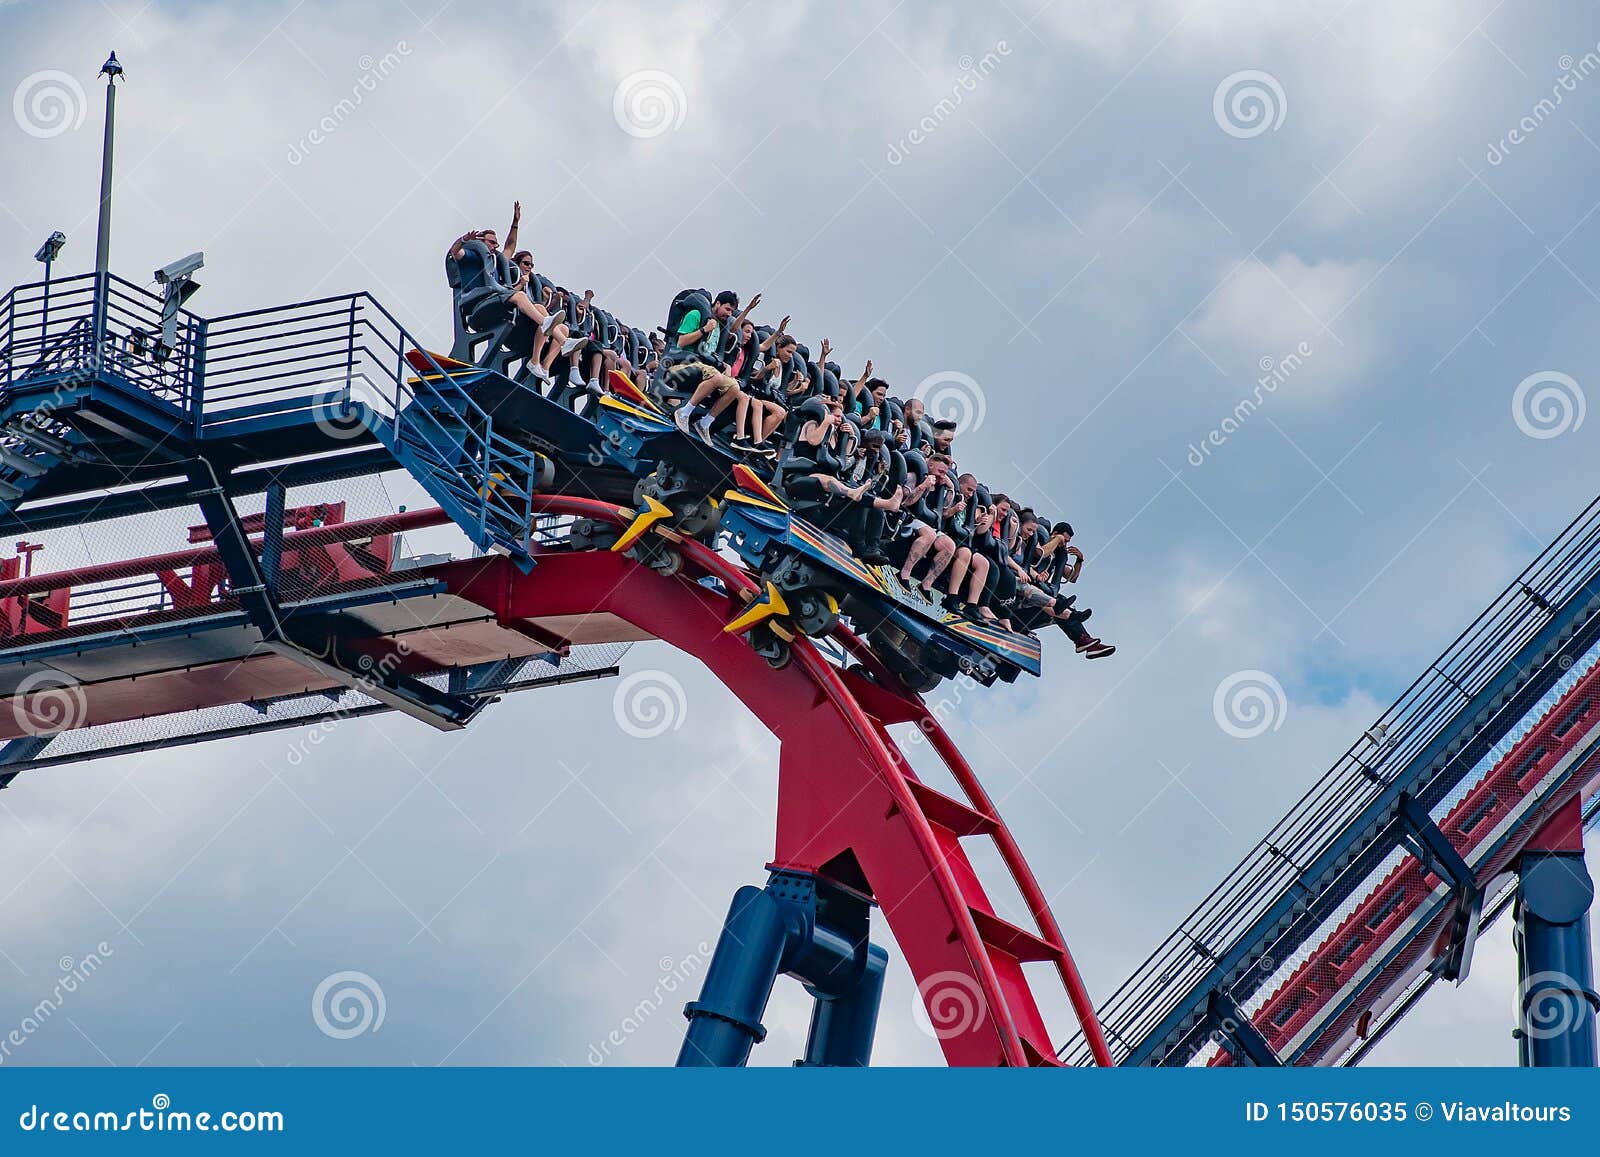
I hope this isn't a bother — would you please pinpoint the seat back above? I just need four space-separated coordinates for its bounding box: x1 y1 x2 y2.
448 239 518 364
662 289 713 365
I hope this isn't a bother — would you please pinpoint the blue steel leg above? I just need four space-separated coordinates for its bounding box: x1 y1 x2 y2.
677 886 788 1066
1514 850 1598 1067
800 942 887 1067
678 871 887 1067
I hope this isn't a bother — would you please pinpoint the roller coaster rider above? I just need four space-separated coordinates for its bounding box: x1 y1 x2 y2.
669 289 765 449
890 450 954 596
776 396 885 552
731 325 789 452
1008 518 1114 659
448 204 570 383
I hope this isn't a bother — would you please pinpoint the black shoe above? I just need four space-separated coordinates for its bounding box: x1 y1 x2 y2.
1075 607 1092 623
859 550 890 566
730 436 754 452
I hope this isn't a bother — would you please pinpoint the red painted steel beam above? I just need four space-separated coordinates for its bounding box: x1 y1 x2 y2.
445 494 1111 1066
0 507 453 598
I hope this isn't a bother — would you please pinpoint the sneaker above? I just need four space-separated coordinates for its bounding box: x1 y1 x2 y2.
860 549 890 566
694 421 717 447
540 309 566 334
1085 641 1116 659
674 406 693 435
530 365 551 383
560 336 584 356
587 378 600 394
730 436 754 452
1074 607 1092 624
1075 635 1101 654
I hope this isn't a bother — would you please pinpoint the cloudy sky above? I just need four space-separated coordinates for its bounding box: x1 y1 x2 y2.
1 0 1599 1068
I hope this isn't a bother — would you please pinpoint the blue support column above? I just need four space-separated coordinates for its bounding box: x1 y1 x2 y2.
677 870 887 1067
800 943 887 1067
677 886 788 1067
1514 850 1598 1067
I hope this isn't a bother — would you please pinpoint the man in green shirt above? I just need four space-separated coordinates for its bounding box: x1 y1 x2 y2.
672 290 764 449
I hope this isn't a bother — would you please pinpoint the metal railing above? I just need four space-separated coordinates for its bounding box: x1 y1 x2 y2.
1062 492 1600 1066
0 273 199 404
199 292 540 553
0 274 539 557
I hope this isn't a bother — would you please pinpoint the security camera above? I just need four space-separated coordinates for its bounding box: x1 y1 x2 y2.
153 251 204 285
33 231 66 264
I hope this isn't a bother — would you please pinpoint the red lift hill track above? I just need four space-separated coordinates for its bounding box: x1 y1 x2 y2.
2 272 1598 1067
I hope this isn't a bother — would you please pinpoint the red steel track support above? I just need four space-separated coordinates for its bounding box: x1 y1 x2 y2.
444 496 1110 1066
